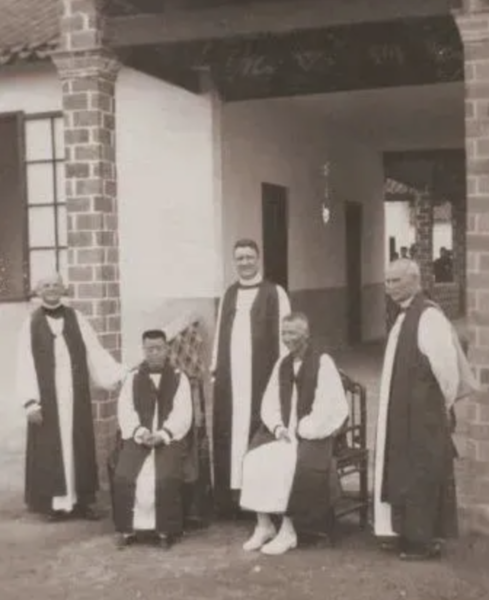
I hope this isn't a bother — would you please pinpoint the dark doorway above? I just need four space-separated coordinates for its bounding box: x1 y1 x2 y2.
345 201 363 344
262 183 288 290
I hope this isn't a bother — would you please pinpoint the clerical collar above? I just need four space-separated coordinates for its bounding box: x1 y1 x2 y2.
238 274 262 290
41 303 65 318
399 296 415 312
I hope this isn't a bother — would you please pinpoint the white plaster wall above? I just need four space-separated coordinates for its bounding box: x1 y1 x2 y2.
116 68 218 365
221 100 385 339
0 63 62 493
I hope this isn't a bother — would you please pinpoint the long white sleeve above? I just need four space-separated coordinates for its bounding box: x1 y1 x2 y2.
260 359 284 434
159 373 193 441
297 354 349 440
76 310 128 390
117 372 143 440
418 307 459 408
277 285 292 358
16 316 41 410
210 297 224 374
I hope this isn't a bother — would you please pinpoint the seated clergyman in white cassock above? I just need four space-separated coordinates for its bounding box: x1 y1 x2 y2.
239 312 349 555
112 329 193 549
17 273 127 522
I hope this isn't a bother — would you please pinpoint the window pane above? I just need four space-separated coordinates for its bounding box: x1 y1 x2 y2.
30 250 56 286
57 204 67 247
58 249 68 280
25 119 53 162
54 118 65 160
28 206 56 247
27 163 54 205
55 162 65 204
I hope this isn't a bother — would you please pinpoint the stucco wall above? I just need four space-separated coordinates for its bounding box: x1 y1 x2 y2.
220 100 386 346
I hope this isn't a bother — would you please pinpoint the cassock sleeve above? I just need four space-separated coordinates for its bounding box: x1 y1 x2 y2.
297 354 349 440
158 373 193 442
16 316 41 413
260 359 285 434
117 372 148 441
418 307 459 408
76 310 128 390
276 286 292 358
210 297 224 375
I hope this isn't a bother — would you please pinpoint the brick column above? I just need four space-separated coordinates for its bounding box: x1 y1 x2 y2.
456 3 489 531
453 198 467 314
414 191 434 293
52 0 121 482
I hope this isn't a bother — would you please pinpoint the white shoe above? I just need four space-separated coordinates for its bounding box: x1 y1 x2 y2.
243 526 277 552
260 532 298 555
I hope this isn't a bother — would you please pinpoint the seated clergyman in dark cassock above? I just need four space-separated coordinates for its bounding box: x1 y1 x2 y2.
112 329 193 549
16 273 127 522
239 312 349 555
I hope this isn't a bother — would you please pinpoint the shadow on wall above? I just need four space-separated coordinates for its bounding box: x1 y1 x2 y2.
0 302 31 495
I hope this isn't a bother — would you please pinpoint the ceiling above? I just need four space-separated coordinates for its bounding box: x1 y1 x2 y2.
268 82 465 151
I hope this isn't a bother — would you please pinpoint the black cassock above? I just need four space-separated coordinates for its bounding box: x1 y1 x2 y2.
112 362 191 535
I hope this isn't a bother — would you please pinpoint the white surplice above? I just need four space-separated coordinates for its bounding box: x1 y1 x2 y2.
117 370 192 531
211 274 291 490
240 353 348 514
373 303 460 538
16 307 127 512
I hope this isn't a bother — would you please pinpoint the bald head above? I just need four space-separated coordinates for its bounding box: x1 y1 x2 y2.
35 272 66 306
386 259 422 304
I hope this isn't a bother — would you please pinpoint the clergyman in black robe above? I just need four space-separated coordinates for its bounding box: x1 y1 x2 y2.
112 329 192 549
16 273 126 521
211 239 290 517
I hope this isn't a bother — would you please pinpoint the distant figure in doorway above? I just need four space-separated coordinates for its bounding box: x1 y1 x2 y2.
16 273 127 522
211 239 291 518
434 247 453 283
400 246 409 259
374 259 466 561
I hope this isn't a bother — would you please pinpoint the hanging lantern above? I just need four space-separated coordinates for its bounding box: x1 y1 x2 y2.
322 162 331 224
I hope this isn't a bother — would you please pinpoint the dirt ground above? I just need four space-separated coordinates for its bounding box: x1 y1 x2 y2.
1 491 489 600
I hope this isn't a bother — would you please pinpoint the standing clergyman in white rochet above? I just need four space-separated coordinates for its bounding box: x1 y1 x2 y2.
374 259 476 561
211 239 291 518
240 312 349 555
16 273 127 521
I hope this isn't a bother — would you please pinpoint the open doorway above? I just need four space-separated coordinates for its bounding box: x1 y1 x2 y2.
345 201 363 344
261 183 289 291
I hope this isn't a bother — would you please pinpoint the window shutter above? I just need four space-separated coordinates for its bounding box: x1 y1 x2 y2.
0 112 28 301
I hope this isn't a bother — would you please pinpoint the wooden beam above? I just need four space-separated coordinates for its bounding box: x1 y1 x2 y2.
107 0 455 48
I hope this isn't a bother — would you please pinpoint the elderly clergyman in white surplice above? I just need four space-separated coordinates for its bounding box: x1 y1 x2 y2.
374 259 477 561
17 273 127 521
239 312 349 555
112 329 192 549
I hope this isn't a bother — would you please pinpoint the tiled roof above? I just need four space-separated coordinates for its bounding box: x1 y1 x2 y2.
0 0 60 65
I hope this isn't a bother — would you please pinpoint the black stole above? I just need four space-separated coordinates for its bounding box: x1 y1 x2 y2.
382 294 453 506
27 306 97 508
132 362 180 431
278 346 322 426
212 279 281 496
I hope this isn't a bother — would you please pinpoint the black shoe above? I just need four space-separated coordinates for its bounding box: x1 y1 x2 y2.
71 504 101 521
115 533 135 550
156 534 174 550
399 541 442 561
45 510 71 523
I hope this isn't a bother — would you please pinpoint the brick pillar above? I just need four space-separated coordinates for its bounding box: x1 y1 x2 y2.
414 191 434 293
453 198 467 314
52 0 121 483
456 4 489 531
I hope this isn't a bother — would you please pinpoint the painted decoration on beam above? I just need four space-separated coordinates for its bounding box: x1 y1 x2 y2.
125 15 463 101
